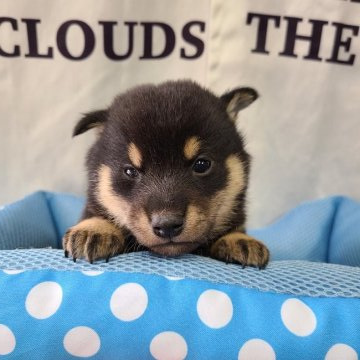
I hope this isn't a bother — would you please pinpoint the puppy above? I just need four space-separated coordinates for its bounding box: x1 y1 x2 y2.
63 80 269 268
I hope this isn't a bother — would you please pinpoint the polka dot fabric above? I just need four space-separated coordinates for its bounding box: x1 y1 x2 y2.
0 251 359 359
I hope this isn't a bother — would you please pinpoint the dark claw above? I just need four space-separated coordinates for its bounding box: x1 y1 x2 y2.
64 250 69 258
242 264 246 269
105 256 110 263
73 257 77 263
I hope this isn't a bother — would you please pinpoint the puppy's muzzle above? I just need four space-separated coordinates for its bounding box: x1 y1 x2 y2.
151 213 184 239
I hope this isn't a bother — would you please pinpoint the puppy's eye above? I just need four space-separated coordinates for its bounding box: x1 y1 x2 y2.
124 166 139 178
193 158 212 174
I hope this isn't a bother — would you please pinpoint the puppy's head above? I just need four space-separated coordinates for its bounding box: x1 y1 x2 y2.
75 80 258 256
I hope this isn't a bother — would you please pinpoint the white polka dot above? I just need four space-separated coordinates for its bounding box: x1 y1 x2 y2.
3 269 25 275
197 289 233 328
150 331 187 360
238 339 276 360
64 326 100 358
81 270 104 276
110 283 148 321
164 276 184 281
25 281 63 319
281 298 316 336
325 344 358 360
0 324 16 355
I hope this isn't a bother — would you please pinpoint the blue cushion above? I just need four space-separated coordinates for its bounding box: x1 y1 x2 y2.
249 196 360 266
0 192 58 250
0 191 84 250
45 192 85 248
0 250 359 359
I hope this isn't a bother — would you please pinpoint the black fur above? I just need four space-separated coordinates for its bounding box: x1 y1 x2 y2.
65 80 269 266
73 110 108 136
83 82 249 220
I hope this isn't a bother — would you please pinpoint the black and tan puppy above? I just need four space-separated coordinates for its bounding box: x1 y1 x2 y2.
63 80 269 268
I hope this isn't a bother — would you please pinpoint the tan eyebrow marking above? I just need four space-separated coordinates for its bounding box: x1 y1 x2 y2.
184 136 201 160
128 142 142 168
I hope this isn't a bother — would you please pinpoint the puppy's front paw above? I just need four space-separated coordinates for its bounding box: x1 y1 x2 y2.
210 232 269 269
63 217 125 263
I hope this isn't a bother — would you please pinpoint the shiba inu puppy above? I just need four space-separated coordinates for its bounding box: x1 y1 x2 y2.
63 80 269 268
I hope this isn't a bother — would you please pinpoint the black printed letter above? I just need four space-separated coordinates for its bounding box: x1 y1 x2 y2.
99 21 137 60
57 20 95 60
0 17 20 57
181 21 205 59
22 19 53 58
140 22 175 59
326 22 359 65
246 13 281 54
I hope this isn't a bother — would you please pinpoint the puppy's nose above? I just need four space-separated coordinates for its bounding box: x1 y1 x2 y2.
151 213 184 238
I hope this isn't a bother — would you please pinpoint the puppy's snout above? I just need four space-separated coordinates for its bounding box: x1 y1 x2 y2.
151 213 184 238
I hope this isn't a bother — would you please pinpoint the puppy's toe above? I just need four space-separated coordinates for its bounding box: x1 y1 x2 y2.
210 232 269 269
63 217 125 263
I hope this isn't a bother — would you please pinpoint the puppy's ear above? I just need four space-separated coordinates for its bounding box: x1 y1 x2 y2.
73 110 108 137
220 87 258 121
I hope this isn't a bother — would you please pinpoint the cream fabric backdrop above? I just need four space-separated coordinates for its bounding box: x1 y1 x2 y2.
1 0 359 228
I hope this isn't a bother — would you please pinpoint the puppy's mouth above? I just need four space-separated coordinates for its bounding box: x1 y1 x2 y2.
149 240 201 256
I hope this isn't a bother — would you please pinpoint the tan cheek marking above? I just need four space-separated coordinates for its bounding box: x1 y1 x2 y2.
182 204 208 239
127 210 162 248
210 154 246 233
128 143 142 168
96 165 131 226
184 136 201 160
135 211 155 245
